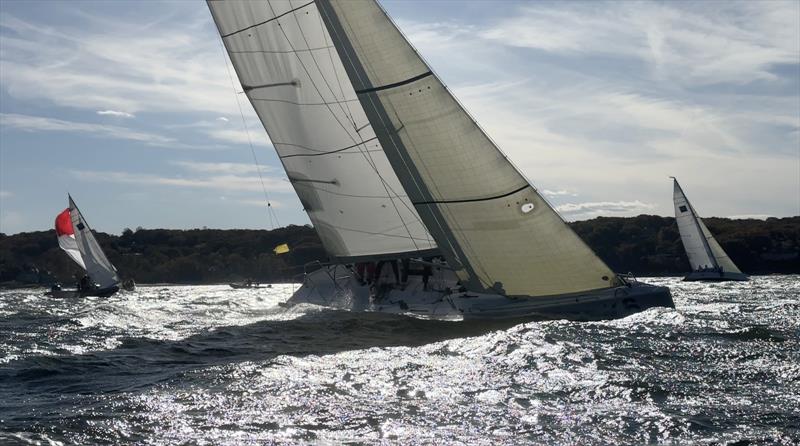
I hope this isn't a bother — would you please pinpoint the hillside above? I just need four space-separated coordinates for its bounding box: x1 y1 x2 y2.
1 216 798 285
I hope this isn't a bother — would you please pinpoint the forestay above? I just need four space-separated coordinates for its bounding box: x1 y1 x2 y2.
673 179 741 273
68 196 120 289
207 0 436 261
317 0 617 297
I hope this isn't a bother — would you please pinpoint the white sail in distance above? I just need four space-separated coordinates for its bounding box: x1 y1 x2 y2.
207 0 436 261
68 195 120 289
315 0 617 297
672 179 742 273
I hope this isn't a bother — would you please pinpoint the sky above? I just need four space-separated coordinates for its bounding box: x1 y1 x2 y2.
1 0 798 235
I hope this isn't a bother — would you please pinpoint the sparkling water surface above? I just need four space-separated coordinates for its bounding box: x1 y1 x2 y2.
1 277 798 445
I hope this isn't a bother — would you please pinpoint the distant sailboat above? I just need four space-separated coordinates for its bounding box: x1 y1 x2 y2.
672 178 749 282
208 0 674 319
48 195 124 298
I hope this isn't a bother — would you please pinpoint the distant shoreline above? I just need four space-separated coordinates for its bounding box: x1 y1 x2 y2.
2 216 798 285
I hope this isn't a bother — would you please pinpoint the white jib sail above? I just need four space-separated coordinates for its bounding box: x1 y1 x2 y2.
68 196 120 289
672 179 741 273
316 0 617 297
208 0 436 261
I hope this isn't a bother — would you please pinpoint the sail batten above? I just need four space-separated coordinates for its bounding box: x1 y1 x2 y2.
317 0 618 297
208 0 437 259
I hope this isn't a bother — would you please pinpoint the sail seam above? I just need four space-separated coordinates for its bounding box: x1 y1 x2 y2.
280 136 378 158
228 45 333 54
252 97 360 106
243 81 298 92
301 184 409 199
355 71 433 94
289 177 338 185
412 184 530 205
220 1 315 38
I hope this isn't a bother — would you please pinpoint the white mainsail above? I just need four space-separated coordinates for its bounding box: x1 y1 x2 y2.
672 179 742 273
66 195 120 289
315 0 617 297
208 0 436 261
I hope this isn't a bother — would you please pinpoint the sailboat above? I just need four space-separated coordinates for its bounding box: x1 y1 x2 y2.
208 0 674 320
47 195 125 298
672 178 749 282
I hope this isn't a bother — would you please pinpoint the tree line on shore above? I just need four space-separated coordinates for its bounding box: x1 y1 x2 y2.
1 215 798 286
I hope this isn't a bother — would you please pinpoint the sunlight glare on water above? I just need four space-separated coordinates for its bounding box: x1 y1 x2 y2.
1 277 798 445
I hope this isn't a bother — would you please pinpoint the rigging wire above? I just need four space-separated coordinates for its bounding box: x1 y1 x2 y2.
215 34 280 230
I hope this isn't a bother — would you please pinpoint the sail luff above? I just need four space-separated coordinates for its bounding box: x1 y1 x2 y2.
206 0 437 261
318 0 618 297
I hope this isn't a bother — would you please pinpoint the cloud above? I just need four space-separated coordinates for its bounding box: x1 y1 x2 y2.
480 1 799 86
206 128 271 147
170 160 271 175
556 200 657 220
541 189 578 197
1 1 797 224
0 113 229 150
69 169 293 194
0 190 12 199
0 8 248 117
1 112 171 144
233 198 285 208
726 214 772 220
97 110 135 118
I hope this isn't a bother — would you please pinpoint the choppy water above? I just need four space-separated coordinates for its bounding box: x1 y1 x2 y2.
1 277 798 445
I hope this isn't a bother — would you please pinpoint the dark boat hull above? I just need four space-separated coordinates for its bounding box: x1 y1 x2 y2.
229 283 271 289
682 271 749 282
46 286 120 298
288 265 674 321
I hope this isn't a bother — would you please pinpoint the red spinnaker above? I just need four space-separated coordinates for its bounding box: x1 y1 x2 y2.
55 208 73 236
